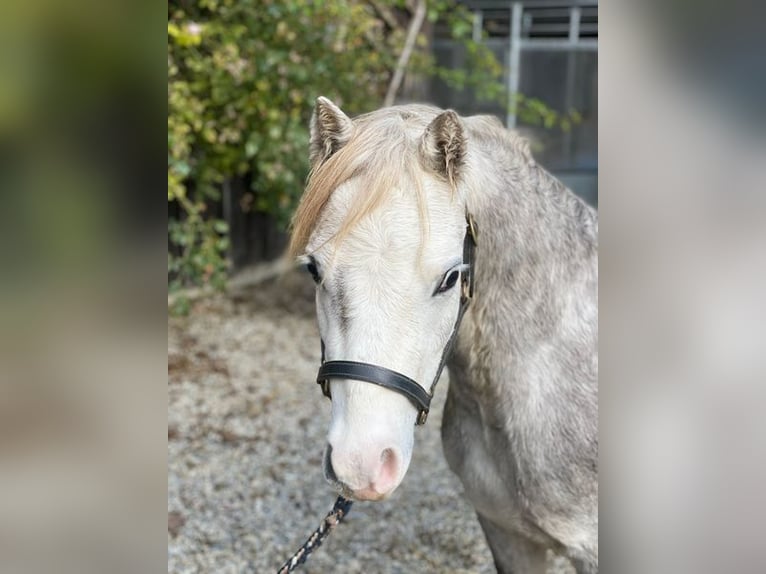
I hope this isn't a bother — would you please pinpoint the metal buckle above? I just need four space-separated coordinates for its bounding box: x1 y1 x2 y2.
461 274 471 301
463 212 476 302
319 379 331 399
417 409 429 425
466 212 478 243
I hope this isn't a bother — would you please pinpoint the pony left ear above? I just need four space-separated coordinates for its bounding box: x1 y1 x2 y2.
419 110 466 187
309 97 353 167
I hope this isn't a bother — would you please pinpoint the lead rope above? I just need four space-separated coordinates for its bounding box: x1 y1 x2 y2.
276 496 354 573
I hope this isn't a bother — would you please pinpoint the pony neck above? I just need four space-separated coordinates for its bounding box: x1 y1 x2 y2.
461 129 597 333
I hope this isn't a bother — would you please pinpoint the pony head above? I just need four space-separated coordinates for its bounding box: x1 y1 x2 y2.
289 97 469 501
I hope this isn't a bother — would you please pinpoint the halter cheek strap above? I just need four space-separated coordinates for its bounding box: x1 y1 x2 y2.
316 212 477 425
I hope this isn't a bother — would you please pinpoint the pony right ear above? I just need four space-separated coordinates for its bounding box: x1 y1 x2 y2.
419 110 466 187
309 97 353 167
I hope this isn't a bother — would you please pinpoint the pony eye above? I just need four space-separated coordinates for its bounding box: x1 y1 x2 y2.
305 260 321 284
435 270 460 295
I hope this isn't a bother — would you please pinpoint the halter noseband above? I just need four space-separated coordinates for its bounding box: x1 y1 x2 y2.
316 213 477 425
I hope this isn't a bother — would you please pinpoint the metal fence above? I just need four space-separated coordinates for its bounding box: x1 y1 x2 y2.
429 0 598 205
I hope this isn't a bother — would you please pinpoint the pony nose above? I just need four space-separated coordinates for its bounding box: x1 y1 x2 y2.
325 443 401 501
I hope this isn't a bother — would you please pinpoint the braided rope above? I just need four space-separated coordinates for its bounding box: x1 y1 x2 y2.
276 496 354 573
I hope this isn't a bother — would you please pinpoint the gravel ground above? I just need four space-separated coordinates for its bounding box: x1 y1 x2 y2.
168 269 574 573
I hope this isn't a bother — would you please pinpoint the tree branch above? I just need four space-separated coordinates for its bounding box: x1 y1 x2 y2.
383 0 427 107
368 0 400 31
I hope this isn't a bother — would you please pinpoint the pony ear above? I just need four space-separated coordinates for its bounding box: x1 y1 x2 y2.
309 96 353 167
419 110 466 186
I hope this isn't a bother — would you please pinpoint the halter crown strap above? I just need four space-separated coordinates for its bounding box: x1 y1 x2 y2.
317 212 477 425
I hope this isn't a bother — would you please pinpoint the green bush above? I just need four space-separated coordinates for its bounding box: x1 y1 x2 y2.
169 0 403 291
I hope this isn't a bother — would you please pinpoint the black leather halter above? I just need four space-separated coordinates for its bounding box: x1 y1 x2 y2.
316 213 477 425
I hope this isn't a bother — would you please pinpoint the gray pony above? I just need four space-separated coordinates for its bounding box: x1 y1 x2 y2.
289 97 598 573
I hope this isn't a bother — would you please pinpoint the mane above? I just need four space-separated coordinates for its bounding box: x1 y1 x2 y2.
287 106 440 258
287 105 538 258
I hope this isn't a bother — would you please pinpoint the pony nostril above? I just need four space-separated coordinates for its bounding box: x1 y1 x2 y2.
324 445 338 483
376 448 399 492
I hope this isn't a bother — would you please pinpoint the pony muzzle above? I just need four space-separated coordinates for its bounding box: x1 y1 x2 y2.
323 443 402 501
